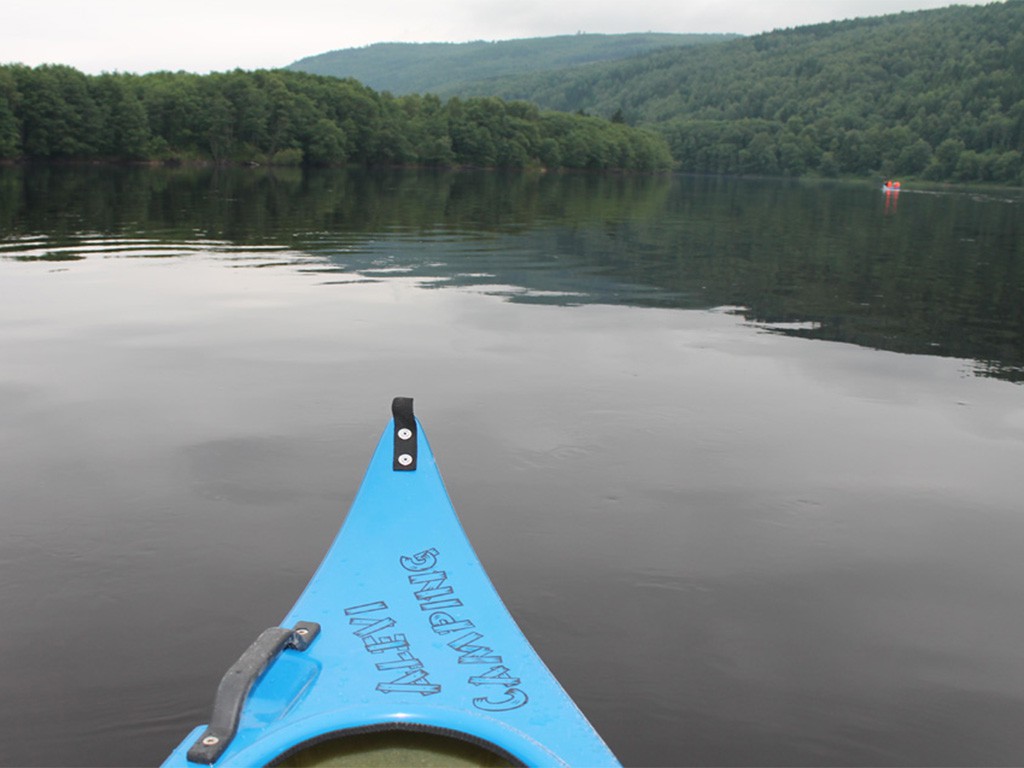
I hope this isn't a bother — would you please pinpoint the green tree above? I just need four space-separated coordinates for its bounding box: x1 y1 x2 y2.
926 137 965 179
896 138 932 175
203 90 234 162
739 131 779 175
819 151 840 177
143 73 204 157
992 150 1022 184
223 72 269 156
0 68 20 158
304 118 348 164
92 75 151 158
15 64 100 157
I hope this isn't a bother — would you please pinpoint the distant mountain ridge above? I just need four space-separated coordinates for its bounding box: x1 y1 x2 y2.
445 2 1024 184
285 33 739 95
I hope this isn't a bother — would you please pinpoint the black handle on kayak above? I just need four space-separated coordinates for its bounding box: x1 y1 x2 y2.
392 397 417 471
186 621 320 765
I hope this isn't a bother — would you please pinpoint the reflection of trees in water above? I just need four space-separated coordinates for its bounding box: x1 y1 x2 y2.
1 167 1021 384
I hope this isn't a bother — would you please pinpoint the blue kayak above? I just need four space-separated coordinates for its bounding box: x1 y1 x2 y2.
163 398 620 767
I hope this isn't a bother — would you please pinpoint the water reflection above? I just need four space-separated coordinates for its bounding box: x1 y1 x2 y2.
3 166 1024 767
1 166 1021 382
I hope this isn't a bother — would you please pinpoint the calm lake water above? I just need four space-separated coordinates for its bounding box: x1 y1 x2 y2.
1 166 1023 767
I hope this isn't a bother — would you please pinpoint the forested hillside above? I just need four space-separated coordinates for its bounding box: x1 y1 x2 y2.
456 2 1024 184
286 33 738 96
0 67 672 170
3 3 1021 182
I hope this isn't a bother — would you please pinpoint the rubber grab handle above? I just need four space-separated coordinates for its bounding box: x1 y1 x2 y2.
392 397 417 471
186 621 320 764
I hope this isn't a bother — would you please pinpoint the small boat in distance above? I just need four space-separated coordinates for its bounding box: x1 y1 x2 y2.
162 398 620 767
883 180 902 192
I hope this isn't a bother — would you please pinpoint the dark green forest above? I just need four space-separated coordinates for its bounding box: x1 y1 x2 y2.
286 33 739 96
2 2 1022 182
0 67 672 171
453 2 1024 185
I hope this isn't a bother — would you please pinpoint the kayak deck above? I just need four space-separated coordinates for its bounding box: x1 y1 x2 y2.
163 399 619 767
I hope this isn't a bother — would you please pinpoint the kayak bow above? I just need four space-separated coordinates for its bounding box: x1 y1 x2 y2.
163 398 620 767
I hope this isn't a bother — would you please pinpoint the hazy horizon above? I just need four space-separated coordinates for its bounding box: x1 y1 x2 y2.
0 0 1001 75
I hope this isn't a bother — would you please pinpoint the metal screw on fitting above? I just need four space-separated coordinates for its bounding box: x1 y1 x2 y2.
296 627 308 636
398 453 413 466
202 736 220 746
397 428 412 440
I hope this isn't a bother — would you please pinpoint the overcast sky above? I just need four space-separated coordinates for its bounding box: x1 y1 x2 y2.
1 0 997 74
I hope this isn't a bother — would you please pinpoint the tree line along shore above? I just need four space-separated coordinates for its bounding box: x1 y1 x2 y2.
2 0 1022 185
465 5 1024 186
0 66 672 172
